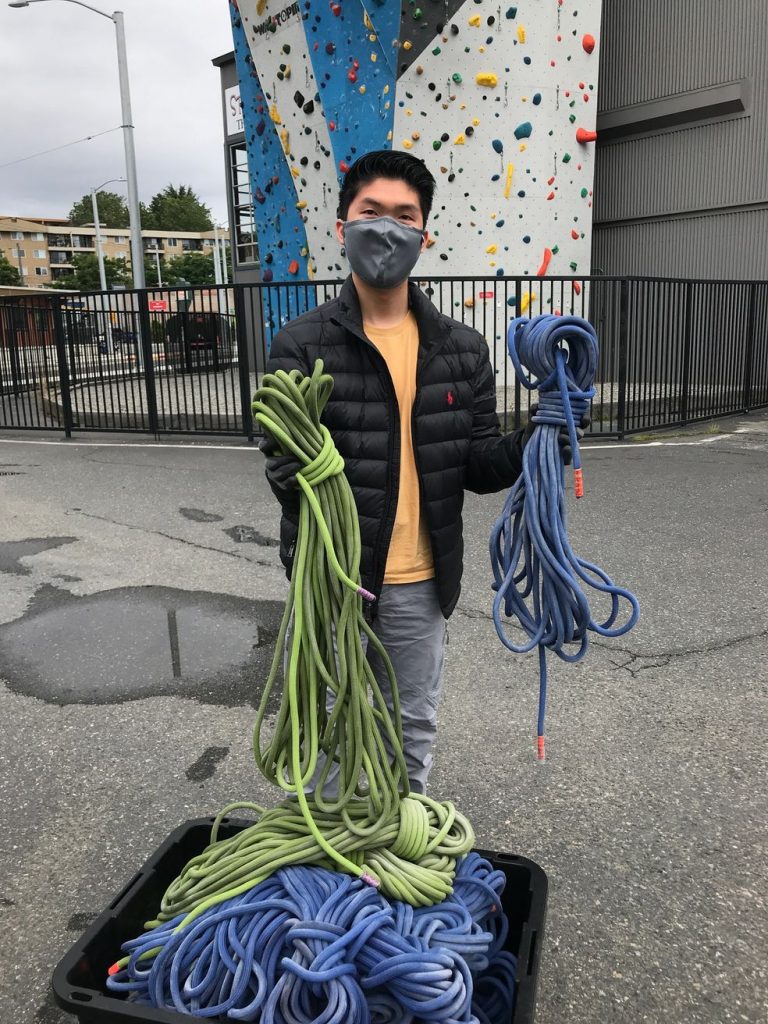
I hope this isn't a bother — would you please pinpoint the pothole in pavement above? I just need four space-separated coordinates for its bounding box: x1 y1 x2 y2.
0 585 286 708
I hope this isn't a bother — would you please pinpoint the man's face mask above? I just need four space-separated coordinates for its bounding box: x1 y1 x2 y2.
342 216 425 289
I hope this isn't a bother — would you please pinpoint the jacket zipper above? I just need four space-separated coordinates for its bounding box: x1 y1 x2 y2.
411 378 440 600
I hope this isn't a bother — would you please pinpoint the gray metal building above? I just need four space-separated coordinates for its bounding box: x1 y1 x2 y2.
593 0 768 280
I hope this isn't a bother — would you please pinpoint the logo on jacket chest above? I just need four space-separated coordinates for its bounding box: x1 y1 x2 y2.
447 390 455 407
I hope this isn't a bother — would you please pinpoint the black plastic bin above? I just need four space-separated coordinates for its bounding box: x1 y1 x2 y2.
53 818 548 1024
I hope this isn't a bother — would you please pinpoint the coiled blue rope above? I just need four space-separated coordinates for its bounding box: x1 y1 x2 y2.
107 854 516 1024
490 314 640 759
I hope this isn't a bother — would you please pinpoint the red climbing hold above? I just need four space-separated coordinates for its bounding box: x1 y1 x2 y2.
329 121 336 131
536 248 552 276
571 229 580 240
330 2 341 15
576 127 597 144
288 259 299 275
340 160 350 173
348 70 357 83
582 33 596 54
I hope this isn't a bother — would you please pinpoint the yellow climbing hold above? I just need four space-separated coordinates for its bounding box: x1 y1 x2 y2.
520 291 537 313
454 133 465 145
296 201 307 210
403 140 413 149
472 118 480 126
468 13 481 26
504 163 514 198
371 52 377 62
403 39 413 50
476 72 498 87
519 142 527 152
359 85 366 94
517 24 526 43
486 244 498 254
383 84 390 94
291 166 300 178
364 11 372 29
269 104 281 125
387 129 393 141
280 128 289 154
256 0 267 13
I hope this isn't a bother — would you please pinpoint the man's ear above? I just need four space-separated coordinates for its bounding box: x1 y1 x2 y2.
421 229 430 251
335 219 345 246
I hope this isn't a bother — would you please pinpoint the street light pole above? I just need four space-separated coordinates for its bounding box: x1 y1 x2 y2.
90 176 125 291
9 0 146 289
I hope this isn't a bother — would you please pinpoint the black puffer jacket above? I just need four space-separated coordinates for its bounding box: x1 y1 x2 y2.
265 276 522 617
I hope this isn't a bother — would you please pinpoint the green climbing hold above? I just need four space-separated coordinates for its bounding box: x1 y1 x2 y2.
432 45 441 55
452 72 463 84
414 7 422 18
562 152 572 163
570 261 578 271
551 245 559 255
580 187 588 198
433 140 442 150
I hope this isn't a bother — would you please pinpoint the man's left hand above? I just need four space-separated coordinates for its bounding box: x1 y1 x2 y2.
521 404 591 466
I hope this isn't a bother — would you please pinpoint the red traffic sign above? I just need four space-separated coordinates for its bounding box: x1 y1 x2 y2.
148 299 168 312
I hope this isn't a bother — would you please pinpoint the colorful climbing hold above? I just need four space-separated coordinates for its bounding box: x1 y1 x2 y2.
536 248 553 276
504 162 514 198
514 121 532 139
492 138 503 153
476 72 499 87
582 33 596 54
576 127 598 143
517 24 526 43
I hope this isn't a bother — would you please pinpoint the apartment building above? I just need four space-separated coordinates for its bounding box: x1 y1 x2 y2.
0 216 230 288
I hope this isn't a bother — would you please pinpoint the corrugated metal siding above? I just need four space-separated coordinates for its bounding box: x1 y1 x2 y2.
598 1 753 110
593 208 768 279
593 0 768 273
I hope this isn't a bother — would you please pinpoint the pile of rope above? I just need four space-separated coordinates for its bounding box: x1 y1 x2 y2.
491 314 640 759
107 852 517 1024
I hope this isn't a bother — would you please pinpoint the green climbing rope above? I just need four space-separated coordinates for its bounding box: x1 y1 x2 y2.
116 361 475 958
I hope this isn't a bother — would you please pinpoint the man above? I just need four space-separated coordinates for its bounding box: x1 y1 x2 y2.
262 149 578 793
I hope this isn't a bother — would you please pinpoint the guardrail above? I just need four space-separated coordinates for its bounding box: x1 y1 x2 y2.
1 276 767 438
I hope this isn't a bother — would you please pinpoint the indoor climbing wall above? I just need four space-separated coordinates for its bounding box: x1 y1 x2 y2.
229 0 602 341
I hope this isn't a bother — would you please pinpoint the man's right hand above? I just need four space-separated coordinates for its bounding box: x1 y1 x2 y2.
260 436 302 492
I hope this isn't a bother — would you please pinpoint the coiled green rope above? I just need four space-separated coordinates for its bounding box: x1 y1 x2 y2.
112 361 475 969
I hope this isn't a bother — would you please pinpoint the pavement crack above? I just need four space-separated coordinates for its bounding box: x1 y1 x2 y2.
593 627 768 676
71 510 275 568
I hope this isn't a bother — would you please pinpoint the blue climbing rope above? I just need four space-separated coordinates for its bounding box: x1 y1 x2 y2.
107 853 517 1024
490 314 640 759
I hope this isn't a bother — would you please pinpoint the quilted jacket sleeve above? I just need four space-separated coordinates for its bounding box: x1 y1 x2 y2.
465 339 524 494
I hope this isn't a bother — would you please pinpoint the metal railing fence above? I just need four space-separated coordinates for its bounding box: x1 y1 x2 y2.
1 275 767 439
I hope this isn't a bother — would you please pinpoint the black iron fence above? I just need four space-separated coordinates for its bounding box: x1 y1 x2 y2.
2 276 767 439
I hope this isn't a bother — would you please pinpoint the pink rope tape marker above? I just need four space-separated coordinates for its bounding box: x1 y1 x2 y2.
361 873 380 888
357 587 376 602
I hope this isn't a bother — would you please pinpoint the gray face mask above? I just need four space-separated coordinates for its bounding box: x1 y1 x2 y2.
343 216 425 289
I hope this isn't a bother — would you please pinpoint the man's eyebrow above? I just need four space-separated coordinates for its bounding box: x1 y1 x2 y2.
357 195 420 213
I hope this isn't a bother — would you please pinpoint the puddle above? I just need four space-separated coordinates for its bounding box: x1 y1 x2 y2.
0 585 286 708
0 537 77 577
179 508 224 523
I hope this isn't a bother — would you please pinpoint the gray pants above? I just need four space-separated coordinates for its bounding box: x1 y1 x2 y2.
366 579 447 793
304 579 447 796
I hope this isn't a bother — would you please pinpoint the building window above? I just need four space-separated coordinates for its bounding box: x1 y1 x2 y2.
33 249 46 259
50 252 71 265
72 235 93 249
167 238 177 247
35 267 49 276
11 248 25 257
115 235 127 243
10 230 24 240
49 235 69 248
229 142 259 266
31 232 45 241
52 267 75 280
181 239 202 252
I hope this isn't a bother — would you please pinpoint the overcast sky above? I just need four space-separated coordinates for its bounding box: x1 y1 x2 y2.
0 0 234 224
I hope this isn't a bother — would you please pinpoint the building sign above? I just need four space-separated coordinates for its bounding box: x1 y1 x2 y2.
148 299 168 312
225 85 244 137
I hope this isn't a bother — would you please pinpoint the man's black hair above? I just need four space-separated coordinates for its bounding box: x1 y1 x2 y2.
337 150 437 225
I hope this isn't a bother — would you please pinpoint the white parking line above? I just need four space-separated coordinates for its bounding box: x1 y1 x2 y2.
0 434 731 452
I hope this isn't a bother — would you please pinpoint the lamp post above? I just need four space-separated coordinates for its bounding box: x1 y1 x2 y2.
10 0 146 289
90 176 126 291
146 248 163 287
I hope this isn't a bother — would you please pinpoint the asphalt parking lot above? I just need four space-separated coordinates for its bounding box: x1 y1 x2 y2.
0 412 766 1024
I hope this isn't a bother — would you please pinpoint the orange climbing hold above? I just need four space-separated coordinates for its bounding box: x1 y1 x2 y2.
582 33 596 54
536 248 552 276
288 259 299 275
576 127 598 143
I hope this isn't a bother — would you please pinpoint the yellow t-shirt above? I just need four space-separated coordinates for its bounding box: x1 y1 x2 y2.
363 311 435 584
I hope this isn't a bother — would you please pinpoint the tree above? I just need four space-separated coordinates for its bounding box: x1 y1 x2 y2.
142 184 213 232
68 190 130 228
49 253 131 292
164 252 216 286
0 253 21 286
